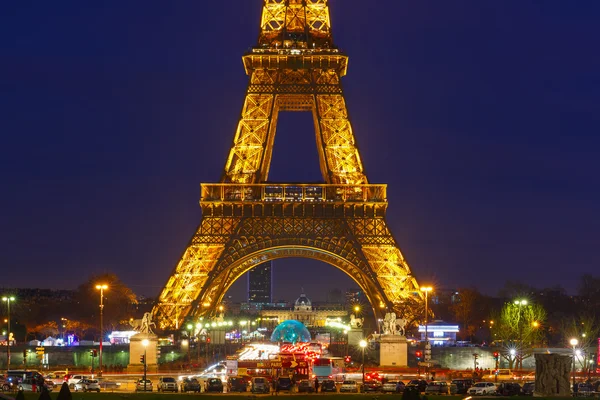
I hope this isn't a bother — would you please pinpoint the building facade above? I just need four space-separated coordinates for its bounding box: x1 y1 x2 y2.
260 293 347 327
248 261 272 304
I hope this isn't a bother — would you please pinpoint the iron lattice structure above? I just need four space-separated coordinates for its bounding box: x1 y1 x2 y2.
154 0 422 330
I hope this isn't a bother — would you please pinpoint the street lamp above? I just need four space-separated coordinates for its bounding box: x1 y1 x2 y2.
359 339 367 390
142 339 149 391
186 324 193 363
570 338 578 391
514 299 527 369
2 296 15 369
95 284 108 376
420 286 433 375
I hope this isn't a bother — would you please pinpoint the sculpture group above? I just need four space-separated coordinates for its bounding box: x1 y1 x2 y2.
383 312 407 336
129 311 155 334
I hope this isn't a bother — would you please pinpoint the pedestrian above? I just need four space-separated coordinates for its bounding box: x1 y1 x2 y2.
314 377 319 393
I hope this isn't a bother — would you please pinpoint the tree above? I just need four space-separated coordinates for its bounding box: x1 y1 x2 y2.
492 301 546 369
450 288 490 342
560 314 599 375
74 273 138 330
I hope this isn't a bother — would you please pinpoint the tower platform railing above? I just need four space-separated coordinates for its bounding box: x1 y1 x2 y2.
201 183 387 204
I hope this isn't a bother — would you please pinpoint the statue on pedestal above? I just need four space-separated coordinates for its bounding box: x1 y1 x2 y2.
382 312 407 336
350 314 364 329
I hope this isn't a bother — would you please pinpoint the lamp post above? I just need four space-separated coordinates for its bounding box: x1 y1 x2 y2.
513 299 527 368
2 296 15 369
420 286 433 378
570 338 578 392
186 324 193 363
359 339 367 391
95 284 108 376
142 339 149 391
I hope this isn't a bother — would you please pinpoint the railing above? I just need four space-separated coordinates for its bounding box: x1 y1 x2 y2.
201 184 386 204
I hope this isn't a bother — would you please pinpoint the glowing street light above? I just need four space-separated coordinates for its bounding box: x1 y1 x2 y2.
142 339 149 391
359 340 367 387
420 286 433 371
95 284 108 376
570 338 578 390
513 298 528 369
2 296 15 368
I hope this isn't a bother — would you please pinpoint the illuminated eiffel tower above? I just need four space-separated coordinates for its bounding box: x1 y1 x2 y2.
154 0 422 329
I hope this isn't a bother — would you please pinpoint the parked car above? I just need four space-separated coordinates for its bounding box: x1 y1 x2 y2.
227 376 248 392
44 380 55 392
45 371 67 386
496 382 521 396
206 378 223 393
0 377 16 392
157 377 178 392
340 380 359 393
67 375 89 389
451 379 473 394
320 379 337 393
425 381 449 395
363 380 382 392
95 378 120 390
180 377 201 393
382 380 405 393
135 379 153 392
406 379 428 392
468 382 497 395
251 377 270 394
74 379 100 393
18 379 39 392
298 380 315 393
276 377 292 392
488 369 515 381
576 382 594 395
521 381 535 396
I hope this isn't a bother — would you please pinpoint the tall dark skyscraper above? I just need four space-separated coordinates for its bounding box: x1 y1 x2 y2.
248 261 272 303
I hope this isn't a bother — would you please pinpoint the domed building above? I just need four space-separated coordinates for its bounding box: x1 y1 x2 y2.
270 320 311 343
260 292 347 327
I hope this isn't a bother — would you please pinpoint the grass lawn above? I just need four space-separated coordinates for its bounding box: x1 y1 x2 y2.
10 394 578 400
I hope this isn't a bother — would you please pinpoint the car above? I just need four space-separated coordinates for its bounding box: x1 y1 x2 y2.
320 379 337 393
67 375 89 389
340 380 359 393
74 379 101 392
18 378 52 392
251 377 270 394
488 369 515 381
576 382 594 395
425 381 449 395
496 382 521 396
227 376 248 392
521 381 535 396
450 379 473 394
1 376 17 392
95 378 121 390
297 380 315 393
44 380 55 392
276 377 292 392
363 380 382 392
406 379 429 392
468 382 497 395
158 376 178 392
135 379 153 392
206 378 224 393
382 380 405 393
180 377 201 393
45 371 67 386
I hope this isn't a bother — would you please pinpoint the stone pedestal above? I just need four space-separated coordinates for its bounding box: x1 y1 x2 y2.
347 328 363 347
379 334 408 367
127 333 158 372
534 353 572 397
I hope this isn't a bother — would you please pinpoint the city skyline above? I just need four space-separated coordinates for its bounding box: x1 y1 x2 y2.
1 1 599 300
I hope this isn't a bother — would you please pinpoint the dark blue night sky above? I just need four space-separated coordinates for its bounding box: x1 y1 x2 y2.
1 1 599 301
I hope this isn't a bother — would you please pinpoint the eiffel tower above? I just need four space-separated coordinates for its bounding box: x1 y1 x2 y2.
154 0 422 330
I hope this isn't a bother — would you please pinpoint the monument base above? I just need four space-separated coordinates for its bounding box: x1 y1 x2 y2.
347 328 363 347
127 333 158 372
379 334 408 367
